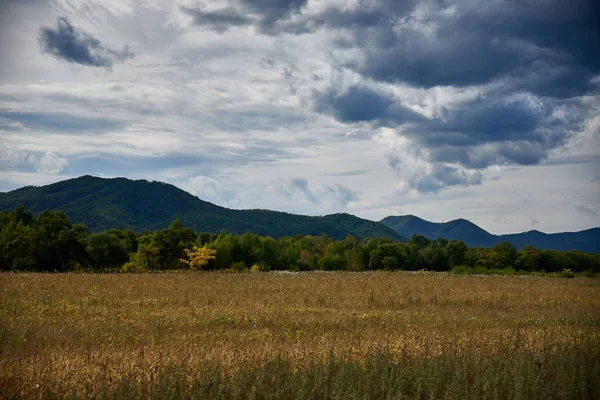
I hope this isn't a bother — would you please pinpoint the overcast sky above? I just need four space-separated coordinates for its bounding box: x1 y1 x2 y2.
0 0 599 234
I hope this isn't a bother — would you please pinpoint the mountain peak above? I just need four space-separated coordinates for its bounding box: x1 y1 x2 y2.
381 214 599 252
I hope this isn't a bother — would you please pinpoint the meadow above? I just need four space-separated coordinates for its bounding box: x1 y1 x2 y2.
1 272 599 399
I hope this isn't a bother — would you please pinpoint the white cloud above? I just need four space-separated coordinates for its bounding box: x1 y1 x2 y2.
181 174 231 204
29 151 69 175
0 147 26 168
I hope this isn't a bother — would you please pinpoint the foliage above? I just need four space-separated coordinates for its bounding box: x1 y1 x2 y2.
180 246 217 271
1 206 599 274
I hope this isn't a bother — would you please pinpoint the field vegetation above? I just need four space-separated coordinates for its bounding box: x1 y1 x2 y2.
1 272 599 399
1 207 599 276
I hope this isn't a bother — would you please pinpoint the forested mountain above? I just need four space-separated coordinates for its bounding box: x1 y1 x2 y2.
2 176 598 252
381 215 600 253
0 176 405 241
380 215 496 247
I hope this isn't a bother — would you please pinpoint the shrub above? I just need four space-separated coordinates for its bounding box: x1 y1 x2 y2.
121 261 146 273
382 256 399 271
230 261 248 272
180 246 217 271
558 268 575 278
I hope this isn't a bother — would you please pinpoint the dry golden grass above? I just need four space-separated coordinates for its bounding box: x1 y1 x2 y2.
1 272 599 398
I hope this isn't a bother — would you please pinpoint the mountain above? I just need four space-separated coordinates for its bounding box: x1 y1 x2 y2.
381 215 600 253
380 215 496 247
498 228 600 253
0 176 405 241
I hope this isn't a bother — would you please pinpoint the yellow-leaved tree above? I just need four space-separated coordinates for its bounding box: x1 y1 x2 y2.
180 246 217 271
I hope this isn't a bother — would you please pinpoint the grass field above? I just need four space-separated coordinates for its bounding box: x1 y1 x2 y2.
1 272 599 399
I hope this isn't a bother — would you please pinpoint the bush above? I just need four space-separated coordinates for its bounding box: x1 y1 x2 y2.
558 268 575 278
382 256 399 270
320 254 347 271
230 262 248 273
250 263 270 272
120 262 146 273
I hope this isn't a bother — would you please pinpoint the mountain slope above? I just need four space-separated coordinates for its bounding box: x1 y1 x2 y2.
498 228 600 253
381 215 600 252
380 215 496 247
0 176 405 241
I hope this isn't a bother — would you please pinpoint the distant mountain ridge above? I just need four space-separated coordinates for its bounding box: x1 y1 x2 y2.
380 215 600 253
1 176 598 252
0 176 405 241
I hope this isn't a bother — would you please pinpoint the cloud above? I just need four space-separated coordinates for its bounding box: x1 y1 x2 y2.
0 147 26 168
293 0 600 98
183 0 309 33
0 110 124 133
180 175 235 204
379 132 483 194
39 17 133 68
310 73 590 190
181 6 253 33
574 201 596 217
324 169 370 177
277 177 359 209
312 84 424 125
1 0 598 234
28 151 69 174
312 85 393 122
0 117 26 131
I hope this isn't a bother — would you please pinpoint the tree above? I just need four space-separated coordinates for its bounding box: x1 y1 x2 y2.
382 256 399 270
180 246 217 271
446 240 467 267
150 220 196 269
490 242 518 268
418 244 449 271
320 254 347 271
516 246 541 271
411 234 431 250
369 249 383 270
86 232 128 270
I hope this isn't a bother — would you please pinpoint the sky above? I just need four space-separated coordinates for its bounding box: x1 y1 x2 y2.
0 0 599 234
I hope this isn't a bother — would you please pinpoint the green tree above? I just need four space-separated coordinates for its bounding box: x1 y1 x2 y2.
369 249 383 270
86 232 128 270
490 242 518 268
418 244 449 271
446 240 467 267
320 254 347 271
382 256 399 270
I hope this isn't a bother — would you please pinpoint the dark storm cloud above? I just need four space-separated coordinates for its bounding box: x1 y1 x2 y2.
39 17 134 68
182 7 253 33
242 0 308 27
184 0 308 33
312 85 421 124
289 0 600 98
418 99 544 146
429 141 551 170
312 85 393 122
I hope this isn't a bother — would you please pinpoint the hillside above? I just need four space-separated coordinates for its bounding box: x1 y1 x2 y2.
380 215 496 247
0 176 405 241
381 215 600 253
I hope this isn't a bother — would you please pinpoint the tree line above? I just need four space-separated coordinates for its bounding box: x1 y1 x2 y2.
1 206 598 274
